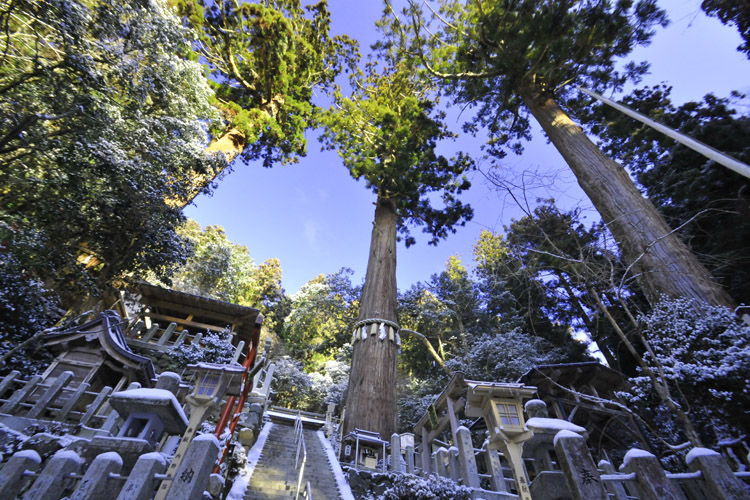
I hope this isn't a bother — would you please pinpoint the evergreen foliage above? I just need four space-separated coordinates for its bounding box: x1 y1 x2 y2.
701 0 750 58
319 61 474 247
282 269 359 370
0 0 223 299
385 0 667 158
169 220 288 333
622 297 750 447
0 254 56 374
170 0 359 167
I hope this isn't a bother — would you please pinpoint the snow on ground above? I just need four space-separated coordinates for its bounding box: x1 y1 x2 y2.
316 429 355 500
227 421 273 500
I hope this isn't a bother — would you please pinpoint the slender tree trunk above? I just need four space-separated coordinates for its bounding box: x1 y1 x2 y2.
343 195 399 439
554 270 619 368
591 289 703 447
520 88 733 308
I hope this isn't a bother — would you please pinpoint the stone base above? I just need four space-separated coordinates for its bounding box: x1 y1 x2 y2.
84 436 153 473
529 470 571 500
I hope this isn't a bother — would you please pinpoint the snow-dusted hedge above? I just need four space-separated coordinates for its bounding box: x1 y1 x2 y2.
622 297 750 445
362 473 472 500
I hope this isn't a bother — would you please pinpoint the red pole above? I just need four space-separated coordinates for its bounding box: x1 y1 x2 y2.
213 317 263 472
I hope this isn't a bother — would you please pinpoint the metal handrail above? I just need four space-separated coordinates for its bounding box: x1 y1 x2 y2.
294 411 309 500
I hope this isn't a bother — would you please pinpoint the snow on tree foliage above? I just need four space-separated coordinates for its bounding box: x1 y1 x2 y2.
0 0 223 299
621 297 750 445
270 354 350 414
363 473 472 500
444 328 563 382
0 253 55 374
167 328 235 370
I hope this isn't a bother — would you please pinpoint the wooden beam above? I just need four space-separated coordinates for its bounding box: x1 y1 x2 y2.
144 298 252 325
555 397 627 417
446 397 460 444
143 313 233 334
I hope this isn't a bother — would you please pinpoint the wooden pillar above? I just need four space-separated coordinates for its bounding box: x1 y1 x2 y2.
0 375 41 414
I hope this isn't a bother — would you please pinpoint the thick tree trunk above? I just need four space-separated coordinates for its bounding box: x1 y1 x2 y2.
169 127 247 207
521 89 734 308
343 196 399 439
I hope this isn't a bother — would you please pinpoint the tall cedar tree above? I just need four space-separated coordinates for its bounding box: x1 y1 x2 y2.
320 62 473 437
169 0 359 204
580 85 750 305
389 0 733 307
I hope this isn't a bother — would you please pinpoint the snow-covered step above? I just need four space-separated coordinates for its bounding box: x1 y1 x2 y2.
239 421 353 500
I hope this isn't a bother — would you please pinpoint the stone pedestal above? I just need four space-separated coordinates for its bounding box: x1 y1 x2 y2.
70 451 123 500
116 452 168 500
687 448 750 500
22 450 83 500
164 434 220 500
390 433 402 472
554 430 607 500
620 449 685 500
456 426 480 489
0 450 41 499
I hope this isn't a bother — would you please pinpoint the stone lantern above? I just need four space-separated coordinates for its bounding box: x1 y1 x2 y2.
154 362 245 500
466 382 537 500
109 388 188 447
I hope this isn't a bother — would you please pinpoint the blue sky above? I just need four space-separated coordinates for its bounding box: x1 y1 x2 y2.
185 0 750 295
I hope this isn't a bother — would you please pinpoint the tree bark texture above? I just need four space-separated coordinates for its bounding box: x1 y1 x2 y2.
169 128 247 208
343 196 399 439
521 89 734 308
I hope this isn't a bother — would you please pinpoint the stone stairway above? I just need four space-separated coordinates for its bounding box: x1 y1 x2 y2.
244 422 346 500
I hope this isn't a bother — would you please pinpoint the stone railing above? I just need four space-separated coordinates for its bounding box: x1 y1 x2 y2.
351 408 750 500
0 434 223 500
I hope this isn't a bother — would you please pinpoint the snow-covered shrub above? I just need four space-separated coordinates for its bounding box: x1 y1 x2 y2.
444 328 562 381
366 474 472 500
309 357 350 408
622 297 750 445
0 252 56 374
270 357 317 410
167 328 236 370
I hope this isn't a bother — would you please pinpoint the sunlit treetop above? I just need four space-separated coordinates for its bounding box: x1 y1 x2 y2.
382 0 668 156
170 0 359 166
318 60 474 246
